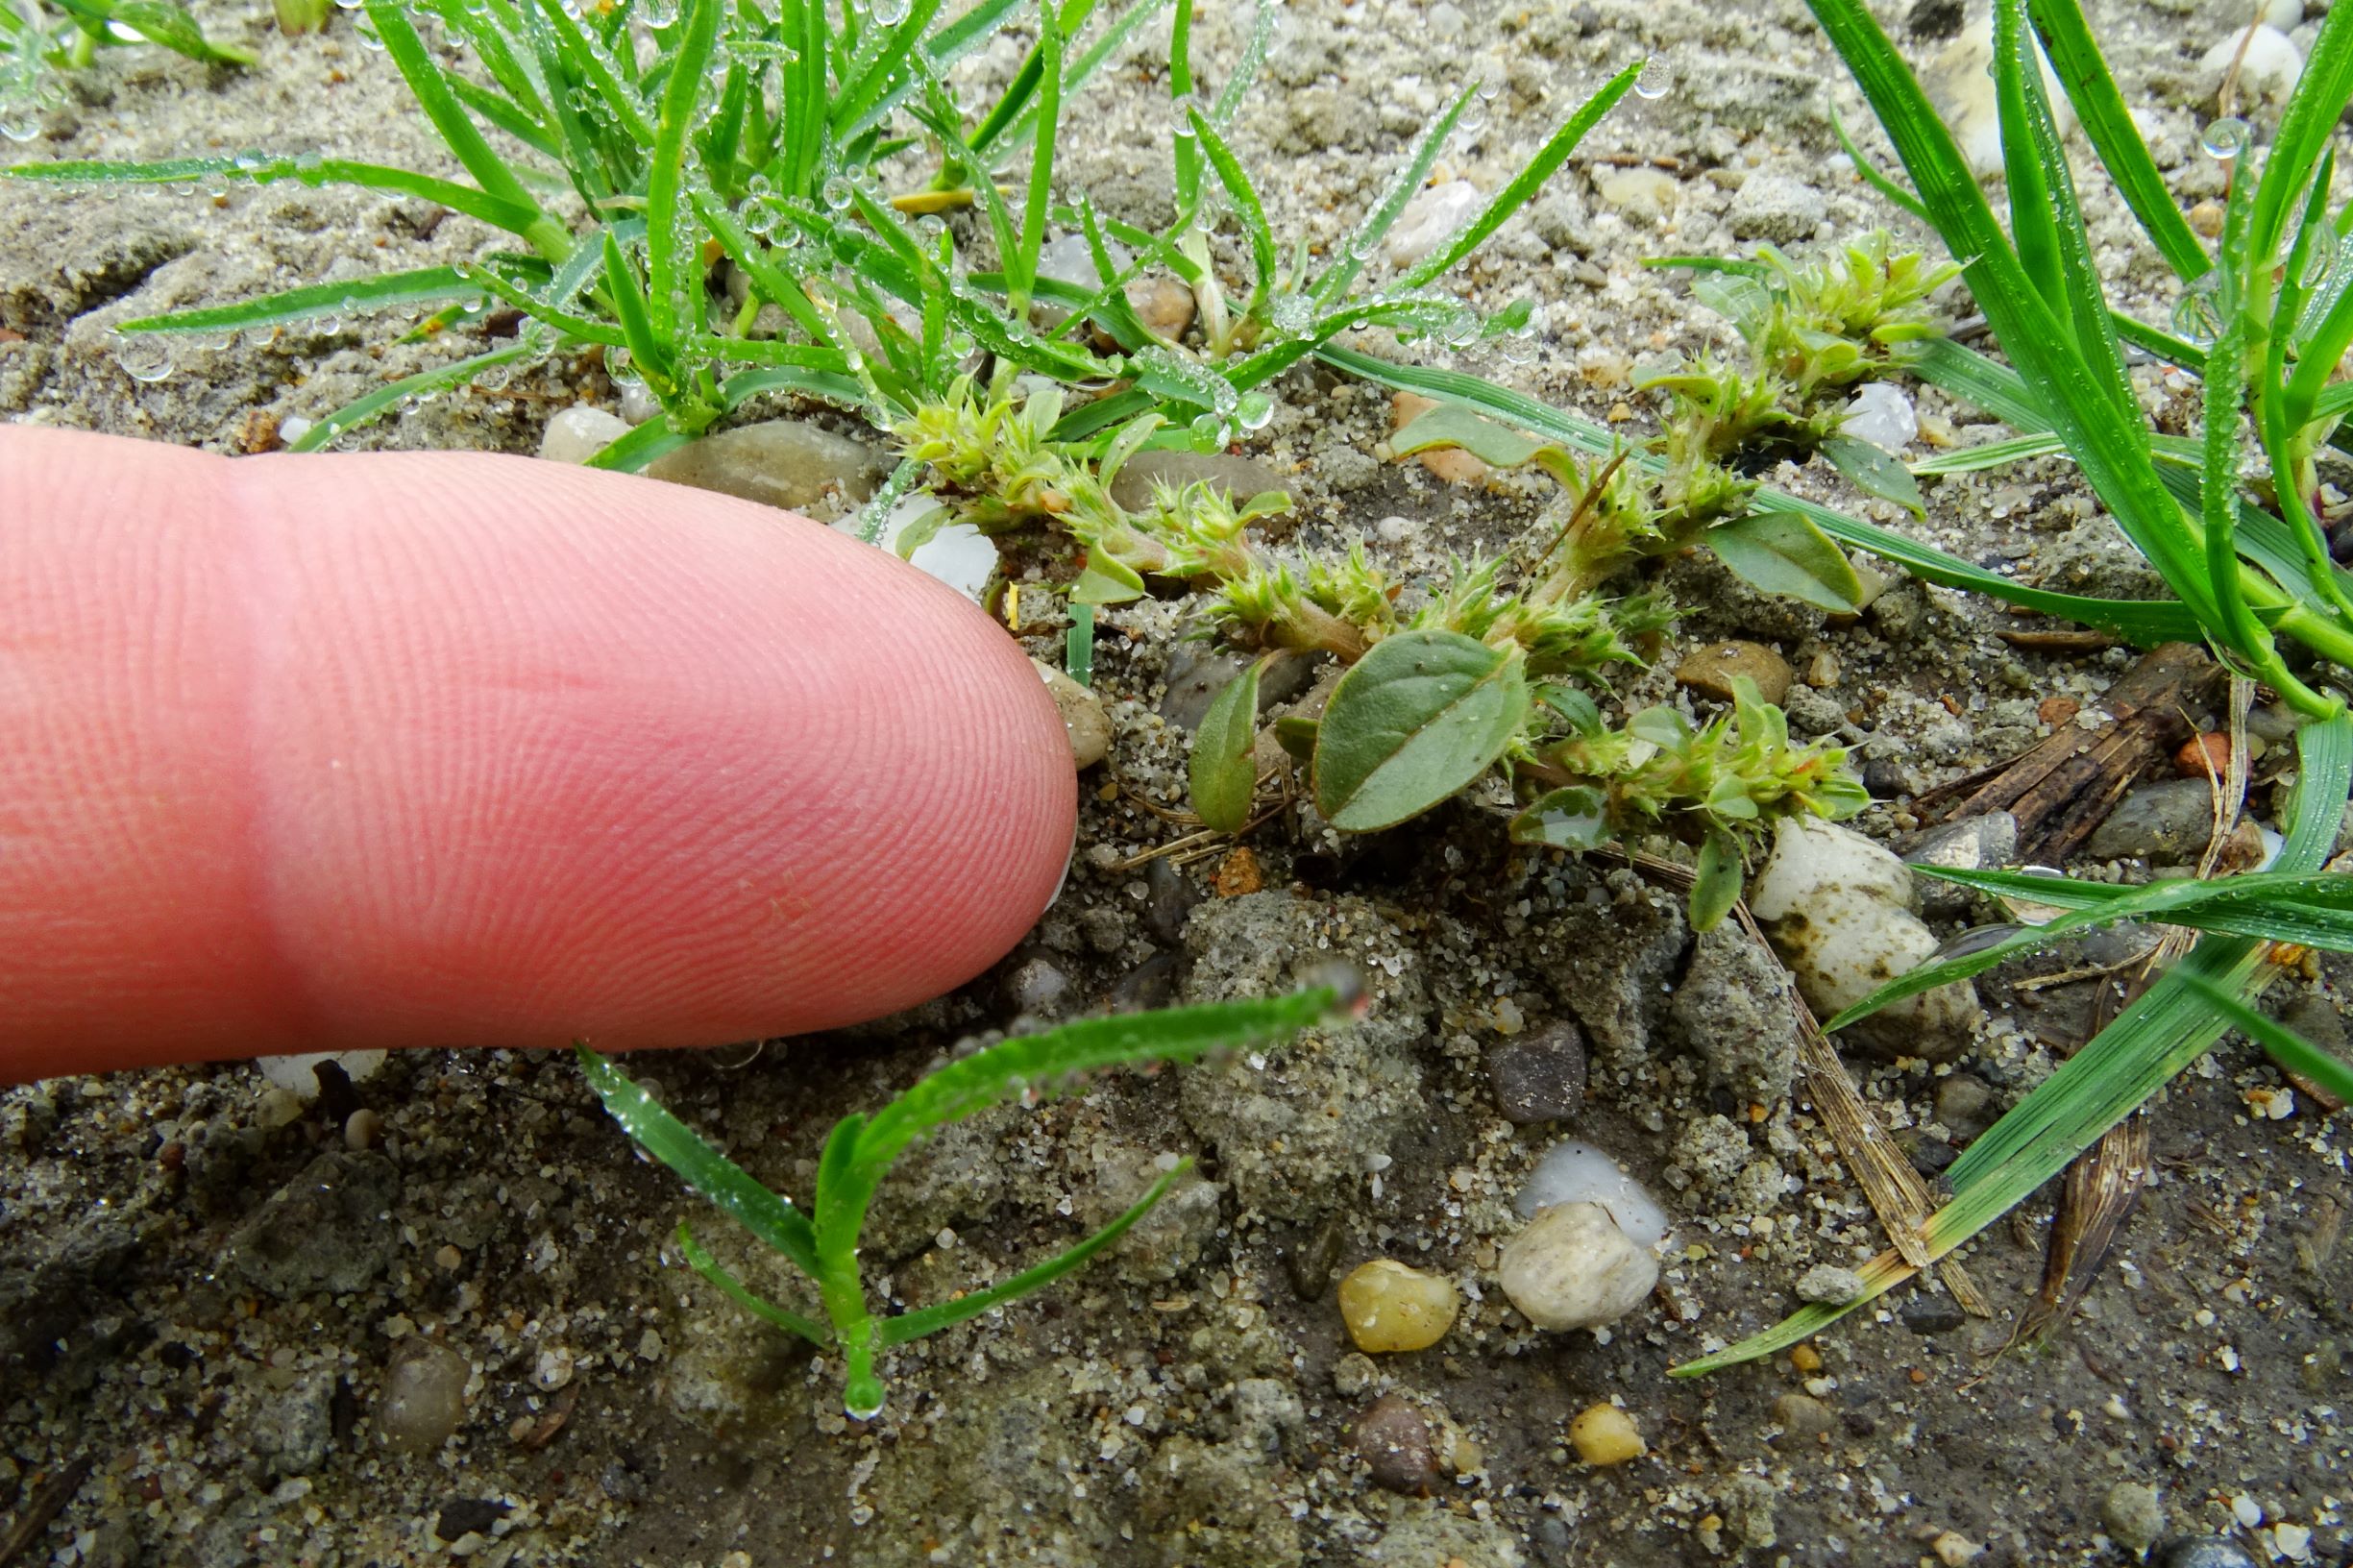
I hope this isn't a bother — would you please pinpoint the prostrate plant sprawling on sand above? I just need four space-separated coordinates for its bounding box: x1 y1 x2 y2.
577 981 1350 1418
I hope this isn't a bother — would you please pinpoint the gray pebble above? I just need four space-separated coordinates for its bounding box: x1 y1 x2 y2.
1108 451 1294 515
1109 952 1180 1014
2153 1539 2257 1568
1900 1293 1967 1335
255 1372 336 1477
1667 923 1801 1107
2101 1481 2167 1555
1159 645 1316 733
1352 1394 1435 1495
1005 957 1071 1017
1486 1021 1588 1124
645 419 889 515
434 1499 510 1543
1144 857 1199 945
1902 812 2019 918
1772 1391 1837 1437
1863 757 1911 798
1795 1263 1867 1305
1727 173 1827 242
1933 1072 1996 1139
379 1338 469 1456
2086 779 2222 864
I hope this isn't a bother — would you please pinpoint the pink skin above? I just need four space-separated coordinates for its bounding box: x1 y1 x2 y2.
0 426 1075 1081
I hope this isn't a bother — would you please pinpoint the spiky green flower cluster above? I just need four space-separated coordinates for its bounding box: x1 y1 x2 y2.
1646 231 1960 457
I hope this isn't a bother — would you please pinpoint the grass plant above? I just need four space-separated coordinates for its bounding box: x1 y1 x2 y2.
579 980 1349 1418
2 0 252 140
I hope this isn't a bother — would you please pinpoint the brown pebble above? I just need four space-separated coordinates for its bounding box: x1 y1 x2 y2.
1388 391 1489 485
158 1140 185 1172
233 408 283 454
1130 275 1197 343
1674 640 1794 706
2189 200 2224 238
1353 1395 1437 1494
1772 1391 1837 1437
1212 845 1264 896
2175 731 2231 778
2037 696 2079 727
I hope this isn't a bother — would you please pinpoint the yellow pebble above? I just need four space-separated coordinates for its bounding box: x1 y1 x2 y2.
1336 1260 1458 1353
1568 1403 1644 1465
1789 1343 1824 1375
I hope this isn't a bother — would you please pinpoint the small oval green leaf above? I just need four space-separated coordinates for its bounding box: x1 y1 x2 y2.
1819 433 1925 516
1189 658 1264 835
1273 715 1320 762
1688 829 1743 932
1706 510 1866 613
1509 785 1612 849
1313 629 1530 831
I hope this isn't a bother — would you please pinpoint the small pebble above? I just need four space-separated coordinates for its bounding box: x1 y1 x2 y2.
1006 957 1070 1017
380 1339 470 1455
1673 641 1794 706
1930 1531 1984 1565
1384 179 1482 267
1352 1394 1436 1494
1771 1391 1837 1437
1130 275 1196 342
1841 381 1917 453
1389 391 1488 485
1900 1293 1967 1335
1107 452 1293 515
2101 1481 2167 1555
1794 1263 1866 1305
2086 779 2222 864
343 1108 383 1151
1144 857 1200 945
1593 166 1678 224
257 1087 304 1130
1567 1403 1644 1465
2198 25 2301 106
1788 1343 1823 1375
1933 1072 1995 1139
2174 732 2235 777
536 404 630 465
2038 695 2080 727
1499 1201 1658 1332
1336 1259 1459 1353
648 419 890 515
1213 846 1264 896
1033 660 1110 769
1486 1020 1587 1124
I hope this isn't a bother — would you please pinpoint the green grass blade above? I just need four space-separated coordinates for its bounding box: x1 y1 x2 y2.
2178 972 2353 1107
444 73 564 164
1830 102 1928 223
855 987 1340 1173
457 259 627 344
693 192 841 346
601 230 672 386
51 0 252 63
1908 431 2067 474
1312 86 1476 308
2026 0 2208 280
834 0 947 133
645 0 722 346
675 1224 831 1343
1397 60 1639 293
118 266 483 334
0 153 545 234
1823 869 2353 1032
584 411 692 472
426 0 547 122
1315 344 2207 643
969 0 1096 161
879 1162 1189 1344
575 1047 823 1277
527 0 654 146
1189 109 1273 295
368 0 569 262
1007 0 1065 320
1993 0 2064 321
287 341 533 453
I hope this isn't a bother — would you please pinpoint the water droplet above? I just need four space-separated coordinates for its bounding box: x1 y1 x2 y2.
0 101 39 145
1459 96 1489 135
475 361 512 392
1236 390 1274 431
821 175 853 209
1189 410 1231 448
2301 239 2337 291
113 333 175 382
1633 54 1672 99
640 0 678 24
1271 294 1311 334
293 150 324 173
871 0 911 24
2199 116 2249 160
2171 288 2221 346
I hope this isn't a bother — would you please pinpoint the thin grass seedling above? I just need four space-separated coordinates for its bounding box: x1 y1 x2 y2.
578 981 1350 1418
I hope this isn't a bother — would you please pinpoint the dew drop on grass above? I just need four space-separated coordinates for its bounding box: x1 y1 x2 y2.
112 333 175 382
1633 54 1672 99
821 175 854 208
0 101 39 144
1189 410 1231 447
1236 389 1274 431
1271 294 1311 333
2300 238 2339 291
2171 282 2221 346
2199 115 2249 160
640 0 678 25
871 0 911 25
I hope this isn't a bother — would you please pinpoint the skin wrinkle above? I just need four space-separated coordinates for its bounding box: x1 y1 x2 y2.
0 428 1074 1074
